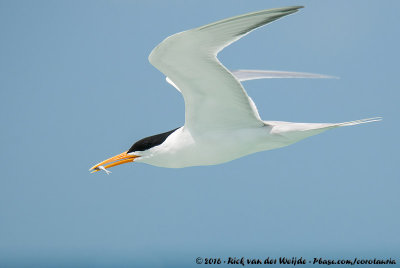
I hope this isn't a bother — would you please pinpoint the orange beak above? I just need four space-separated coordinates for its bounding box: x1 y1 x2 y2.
89 151 139 173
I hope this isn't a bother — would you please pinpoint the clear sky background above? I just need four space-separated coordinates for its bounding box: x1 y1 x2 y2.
0 0 398 267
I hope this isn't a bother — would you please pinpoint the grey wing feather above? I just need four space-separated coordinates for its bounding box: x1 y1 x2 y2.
150 7 304 132
231 70 338 81
166 70 336 91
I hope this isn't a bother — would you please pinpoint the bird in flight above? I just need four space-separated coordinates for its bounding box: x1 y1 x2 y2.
90 6 380 173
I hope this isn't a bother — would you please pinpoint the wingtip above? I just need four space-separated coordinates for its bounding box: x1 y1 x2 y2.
290 6 304 10
284 6 305 11
276 6 304 17
258 6 304 16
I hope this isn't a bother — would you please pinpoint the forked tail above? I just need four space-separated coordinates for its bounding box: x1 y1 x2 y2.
334 117 382 127
266 117 382 137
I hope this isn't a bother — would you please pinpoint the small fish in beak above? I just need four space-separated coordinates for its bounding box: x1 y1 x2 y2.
97 165 112 175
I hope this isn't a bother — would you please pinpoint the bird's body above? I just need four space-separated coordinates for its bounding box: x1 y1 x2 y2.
90 6 380 173
134 119 375 168
136 126 271 168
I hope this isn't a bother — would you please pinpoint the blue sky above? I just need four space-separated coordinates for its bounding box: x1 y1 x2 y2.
0 0 398 267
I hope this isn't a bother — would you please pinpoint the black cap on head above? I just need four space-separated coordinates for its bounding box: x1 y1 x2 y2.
127 128 179 153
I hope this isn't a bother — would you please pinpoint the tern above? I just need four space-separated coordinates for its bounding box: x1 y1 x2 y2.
90 6 380 173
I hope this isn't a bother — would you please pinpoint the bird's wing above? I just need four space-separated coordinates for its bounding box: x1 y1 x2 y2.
149 6 303 133
166 69 336 92
231 70 338 81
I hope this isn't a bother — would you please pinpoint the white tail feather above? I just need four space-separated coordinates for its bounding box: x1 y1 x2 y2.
335 117 382 127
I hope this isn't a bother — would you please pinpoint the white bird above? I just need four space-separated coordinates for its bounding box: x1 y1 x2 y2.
90 6 380 173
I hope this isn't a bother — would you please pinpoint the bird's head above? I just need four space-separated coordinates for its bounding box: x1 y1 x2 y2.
89 128 179 174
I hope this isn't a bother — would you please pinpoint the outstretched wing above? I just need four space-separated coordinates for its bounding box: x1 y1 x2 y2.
166 69 336 92
149 6 303 133
231 70 338 81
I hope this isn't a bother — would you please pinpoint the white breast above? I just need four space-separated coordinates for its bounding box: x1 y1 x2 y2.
135 125 288 168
